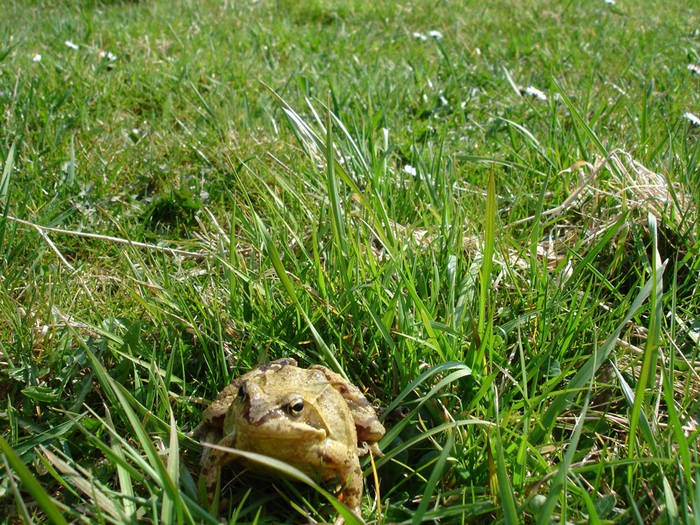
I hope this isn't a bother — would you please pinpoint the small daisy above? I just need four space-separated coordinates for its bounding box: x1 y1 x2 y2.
403 165 417 176
604 0 616 4
428 30 443 39
99 50 117 61
524 85 547 101
412 32 428 41
684 112 700 126
65 40 79 50
32 53 42 62
687 64 700 76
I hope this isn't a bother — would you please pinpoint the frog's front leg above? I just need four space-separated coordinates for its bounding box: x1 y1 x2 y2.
200 433 237 505
319 440 364 525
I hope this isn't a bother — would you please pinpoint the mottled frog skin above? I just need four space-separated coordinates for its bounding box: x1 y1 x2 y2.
197 358 385 523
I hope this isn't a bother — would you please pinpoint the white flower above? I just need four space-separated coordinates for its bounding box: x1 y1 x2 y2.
524 85 547 101
99 50 117 61
428 30 443 39
32 53 42 62
403 165 417 176
688 63 700 76
604 0 615 4
65 40 79 50
412 32 428 41
684 112 700 126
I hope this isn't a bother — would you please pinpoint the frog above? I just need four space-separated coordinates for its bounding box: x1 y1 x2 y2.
197 358 386 523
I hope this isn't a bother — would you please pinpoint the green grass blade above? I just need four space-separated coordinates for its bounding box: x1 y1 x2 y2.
553 80 609 159
662 474 679 523
82 344 189 520
610 363 658 456
529 267 660 445
39 445 127 522
0 434 69 525
562 212 629 296
325 100 347 256
0 140 13 205
376 419 492 473
628 214 663 461
0 139 15 253
254 212 344 376
382 361 471 417
161 411 180 525
411 430 455 525
478 170 496 341
536 351 594 525
493 427 519 525
201 444 363 525
693 470 700 525
380 364 472 447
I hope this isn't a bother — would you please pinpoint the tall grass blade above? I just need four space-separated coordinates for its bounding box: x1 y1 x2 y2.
105 407 137 520
376 419 492 473
489 339 518 525
201 444 363 525
254 212 344 376
610 364 658 456
380 363 472 446
628 214 663 462
411 430 455 525
83 344 192 523
2 452 33 523
0 435 69 525
693 470 700 525
0 140 13 205
0 140 15 253
39 445 125 522
161 411 180 525
554 81 609 160
493 424 519 524
325 101 347 256
478 170 496 341
382 361 472 418
536 356 594 525
529 267 660 444
661 474 679 523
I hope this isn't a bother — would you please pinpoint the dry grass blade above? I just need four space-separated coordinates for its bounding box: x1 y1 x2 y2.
5 215 208 258
40 445 123 521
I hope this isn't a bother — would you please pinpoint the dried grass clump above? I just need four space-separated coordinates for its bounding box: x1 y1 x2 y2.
508 149 696 275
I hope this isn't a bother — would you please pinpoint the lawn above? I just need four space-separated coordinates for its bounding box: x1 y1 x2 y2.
1 0 699 523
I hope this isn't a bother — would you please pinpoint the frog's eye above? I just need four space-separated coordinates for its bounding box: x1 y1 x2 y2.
237 383 247 400
287 397 304 417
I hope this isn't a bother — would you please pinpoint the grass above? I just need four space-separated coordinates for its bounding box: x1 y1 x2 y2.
1 0 699 522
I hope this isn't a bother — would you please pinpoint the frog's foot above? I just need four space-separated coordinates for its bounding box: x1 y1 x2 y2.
357 441 383 458
331 503 363 525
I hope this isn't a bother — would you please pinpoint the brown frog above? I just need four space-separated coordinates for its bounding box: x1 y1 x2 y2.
197 358 386 523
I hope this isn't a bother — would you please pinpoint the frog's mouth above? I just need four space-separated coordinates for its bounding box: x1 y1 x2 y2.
235 416 328 440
